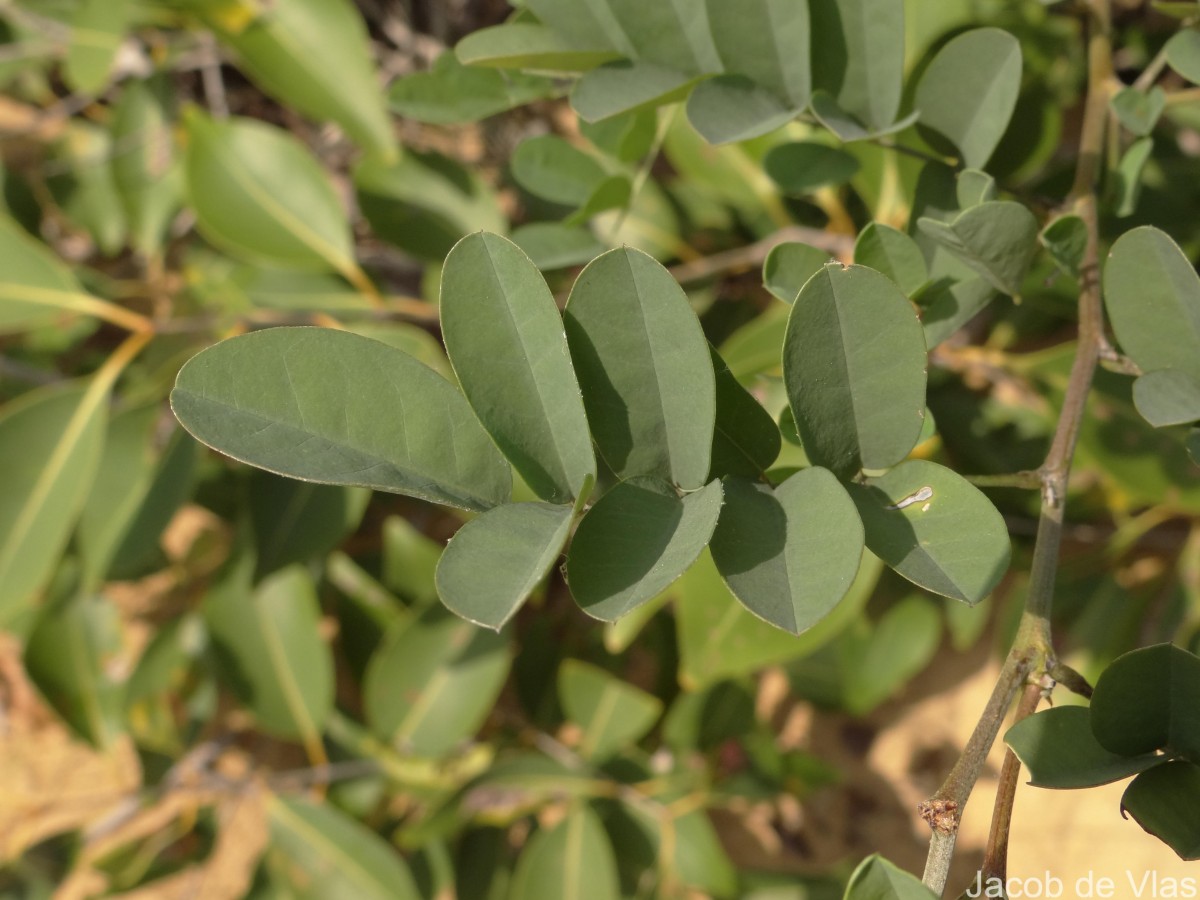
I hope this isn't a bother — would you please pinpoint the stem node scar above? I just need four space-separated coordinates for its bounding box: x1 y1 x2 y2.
918 798 960 836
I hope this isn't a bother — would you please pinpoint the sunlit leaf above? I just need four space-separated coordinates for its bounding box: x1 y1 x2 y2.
65 0 128 94
1111 86 1165 137
205 562 334 742
111 76 183 256
810 0 905 134
268 795 420 899
710 468 863 634
171 327 512 512
854 223 928 296
915 28 1022 168
783 262 927 477
457 23 619 71
212 0 397 158
389 50 557 124
441 232 594 503
0 215 97 333
762 242 830 303
1133 369 1200 427
509 803 620 900
840 595 942 713
1104 226 1200 381
1167 29 1200 83
686 75 797 144
183 113 357 275
567 477 723 621
511 135 610 207
1005 706 1163 789
564 247 716 488
573 60 698 121
848 459 1011 604
436 502 574 629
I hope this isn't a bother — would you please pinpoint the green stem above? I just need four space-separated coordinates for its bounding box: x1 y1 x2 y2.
962 472 1042 489
919 1 1112 893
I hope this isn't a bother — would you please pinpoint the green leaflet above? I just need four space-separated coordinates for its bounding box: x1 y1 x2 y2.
1104 226 1200 381
355 151 506 262
436 502 574 629
782 262 927 477
26 591 125 748
1005 706 1163 789
0 381 108 622
706 0 810 104
213 0 397 159
183 113 357 275
565 247 716 489
558 659 663 761
267 796 420 899
810 0 905 134
508 803 621 900
205 563 334 742
848 459 1011 604
171 327 512 512
1090 643 1200 761
441 232 594 503
710 468 863 634
567 477 723 621
916 200 1038 297
915 28 1022 169
363 606 510 756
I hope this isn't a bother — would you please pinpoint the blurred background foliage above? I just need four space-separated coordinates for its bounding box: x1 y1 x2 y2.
1 0 1199 897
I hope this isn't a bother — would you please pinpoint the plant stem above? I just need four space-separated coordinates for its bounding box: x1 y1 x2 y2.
980 680 1046 886
918 1 1112 893
668 224 855 285
962 472 1042 490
